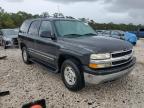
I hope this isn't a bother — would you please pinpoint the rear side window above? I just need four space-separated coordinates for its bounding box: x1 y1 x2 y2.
39 21 52 35
20 20 31 33
140 29 144 31
28 20 41 35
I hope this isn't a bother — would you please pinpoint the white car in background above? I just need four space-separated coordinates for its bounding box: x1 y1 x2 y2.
0 29 19 49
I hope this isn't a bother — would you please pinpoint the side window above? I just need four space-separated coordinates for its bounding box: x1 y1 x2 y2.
39 21 52 36
20 20 31 33
111 31 119 35
28 20 41 36
140 29 144 31
103 31 110 35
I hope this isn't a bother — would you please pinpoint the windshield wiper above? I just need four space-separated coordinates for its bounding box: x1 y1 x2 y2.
63 34 82 38
82 33 97 36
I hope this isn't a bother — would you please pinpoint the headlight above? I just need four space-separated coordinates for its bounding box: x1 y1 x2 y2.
90 53 111 60
89 53 111 69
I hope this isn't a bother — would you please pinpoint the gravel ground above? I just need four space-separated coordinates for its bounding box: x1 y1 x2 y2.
0 39 144 108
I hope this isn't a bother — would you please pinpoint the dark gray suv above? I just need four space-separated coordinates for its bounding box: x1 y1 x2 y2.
18 18 136 91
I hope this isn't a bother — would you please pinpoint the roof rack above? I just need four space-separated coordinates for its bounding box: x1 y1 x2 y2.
40 13 75 19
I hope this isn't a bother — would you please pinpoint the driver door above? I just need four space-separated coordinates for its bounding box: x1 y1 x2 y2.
34 20 58 70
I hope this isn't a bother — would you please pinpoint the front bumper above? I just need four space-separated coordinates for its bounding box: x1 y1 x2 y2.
84 57 136 84
5 41 12 46
5 38 18 47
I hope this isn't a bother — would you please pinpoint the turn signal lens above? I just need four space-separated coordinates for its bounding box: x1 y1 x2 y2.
89 64 99 69
89 63 111 69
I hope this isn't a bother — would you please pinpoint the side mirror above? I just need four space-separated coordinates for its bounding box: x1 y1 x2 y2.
40 31 53 38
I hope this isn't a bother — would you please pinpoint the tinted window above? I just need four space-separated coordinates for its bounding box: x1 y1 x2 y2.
140 29 144 31
2 29 18 36
111 31 119 35
20 20 31 33
103 31 110 35
28 20 41 35
39 21 52 36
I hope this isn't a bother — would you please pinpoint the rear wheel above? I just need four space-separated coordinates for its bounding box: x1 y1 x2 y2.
61 59 85 91
22 47 31 64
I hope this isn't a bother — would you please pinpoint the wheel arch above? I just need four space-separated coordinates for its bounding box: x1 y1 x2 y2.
20 42 27 50
58 54 83 73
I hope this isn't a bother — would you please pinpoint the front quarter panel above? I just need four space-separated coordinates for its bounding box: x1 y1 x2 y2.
58 43 92 66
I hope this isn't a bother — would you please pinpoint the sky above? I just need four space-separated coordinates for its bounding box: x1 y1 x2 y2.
0 0 144 25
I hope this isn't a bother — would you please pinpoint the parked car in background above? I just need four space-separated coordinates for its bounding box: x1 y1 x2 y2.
102 30 125 40
96 30 106 35
0 29 19 49
102 30 137 45
129 28 144 39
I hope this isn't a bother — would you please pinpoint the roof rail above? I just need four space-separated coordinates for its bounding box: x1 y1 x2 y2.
40 13 75 19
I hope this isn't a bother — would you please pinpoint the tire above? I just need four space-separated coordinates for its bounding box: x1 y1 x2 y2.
22 47 32 64
61 59 85 91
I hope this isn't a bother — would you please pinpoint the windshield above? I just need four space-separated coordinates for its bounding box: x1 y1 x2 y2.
116 30 125 35
2 29 18 37
54 20 96 37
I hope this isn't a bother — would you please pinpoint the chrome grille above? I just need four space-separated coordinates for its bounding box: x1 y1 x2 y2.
111 50 133 66
112 50 132 58
112 57 132 66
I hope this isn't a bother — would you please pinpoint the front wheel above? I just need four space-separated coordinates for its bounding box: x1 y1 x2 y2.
61 59 85 91
22 47 32 64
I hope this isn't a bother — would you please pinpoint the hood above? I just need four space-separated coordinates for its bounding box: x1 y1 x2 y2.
61 36 133 54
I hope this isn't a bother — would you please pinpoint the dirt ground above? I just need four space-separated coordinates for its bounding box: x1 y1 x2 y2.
0 39 144 108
